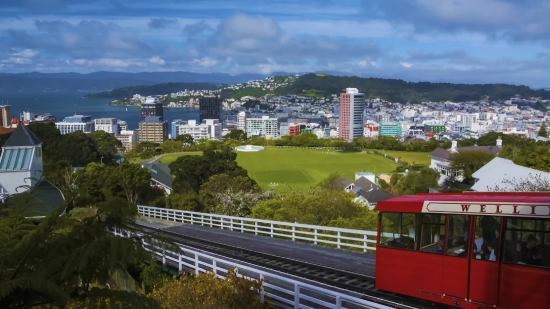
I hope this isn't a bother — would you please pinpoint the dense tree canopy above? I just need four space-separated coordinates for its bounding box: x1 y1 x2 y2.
449 150 496 185
379 167 440 195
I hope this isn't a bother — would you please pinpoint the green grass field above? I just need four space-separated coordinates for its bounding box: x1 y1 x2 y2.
159 148 397 192
380 151 432 166
159 152 202 163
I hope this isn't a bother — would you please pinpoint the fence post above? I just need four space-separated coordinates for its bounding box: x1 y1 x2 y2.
178 253 183 271
194 253 199 275
294 285 300 309
337 231 341 249
241 220 244 233
270 224 274 238
336 295 342 309
259 274 265 304
230 218 234 231
292 226 295 241
201 215 204 226
364 234 368 252
314 229 318 245
213 260 217 277
255 222 258 235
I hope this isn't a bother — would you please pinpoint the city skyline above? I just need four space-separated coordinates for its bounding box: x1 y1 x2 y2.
1 0 550 87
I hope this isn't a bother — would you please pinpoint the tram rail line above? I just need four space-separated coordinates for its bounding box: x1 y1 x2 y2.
137 224 447 309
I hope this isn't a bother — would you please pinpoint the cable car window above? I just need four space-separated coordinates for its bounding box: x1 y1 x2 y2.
473 216 501 261
419 214 446 254
502 218 549 268
446 215 470 258
379 213 416 250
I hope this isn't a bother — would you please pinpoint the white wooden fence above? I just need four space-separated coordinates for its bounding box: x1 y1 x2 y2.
113 228 400 309
138 205 378 252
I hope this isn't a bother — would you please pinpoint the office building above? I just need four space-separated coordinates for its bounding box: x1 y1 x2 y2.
116 130 139 153
280 122 301 136
94 118 119 136
171 119 186 139
0 105 12 128
379 122 402 137
141 97 163 121
237 112 246 131
424 124 446 134
117 120 128 132
246 116 278 138
199 96 222 122
55 115 94 135
138 116 168 143
177 119 222 141
338 88 365 142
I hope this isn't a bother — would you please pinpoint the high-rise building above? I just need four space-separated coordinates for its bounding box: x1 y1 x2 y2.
338 88 365 142
141 97 164 121
379 122 402 137
138 116 168 143
199 96 222 122
177 119 222 141
55 115 94 135
171 119 186 139
94 118 118 136
237 112 246 132
246 116 278 138
0 105 12 128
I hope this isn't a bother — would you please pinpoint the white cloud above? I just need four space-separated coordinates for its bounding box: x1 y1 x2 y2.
400 62 413 68
191 57 218 67
72 58 147 68
12 49 39 58
1 57 32 64
149 56 165 65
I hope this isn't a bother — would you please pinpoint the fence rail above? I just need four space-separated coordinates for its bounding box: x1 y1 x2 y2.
138 206 378 252
114 228 396 309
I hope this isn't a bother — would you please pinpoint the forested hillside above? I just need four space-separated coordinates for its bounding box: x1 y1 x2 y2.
275 73 550 103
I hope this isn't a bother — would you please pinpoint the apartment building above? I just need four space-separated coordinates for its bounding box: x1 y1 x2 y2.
116 130 139 152
177 119 222 141
379 122 402 137
138 116 168 143
94 118 118 136
199 96 222 122
237 112 246 131
55 115 94 135
171 119 186 139
246 116 278 138
280 122 301 136
0 105 11 128
339 88 365 142
141 97 164 121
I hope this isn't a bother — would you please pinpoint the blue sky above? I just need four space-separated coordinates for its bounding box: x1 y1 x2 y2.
1 0 550 87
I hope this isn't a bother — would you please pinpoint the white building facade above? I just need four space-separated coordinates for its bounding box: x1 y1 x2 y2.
116 130 139 152
237 112 246 131
177 119 222 141
55 115 94 135
94 118 118 136
246 116 278 138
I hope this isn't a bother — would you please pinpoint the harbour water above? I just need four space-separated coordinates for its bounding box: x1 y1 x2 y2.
0 91 200 130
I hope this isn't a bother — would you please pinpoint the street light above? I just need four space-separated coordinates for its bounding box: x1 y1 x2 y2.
101 156 104 164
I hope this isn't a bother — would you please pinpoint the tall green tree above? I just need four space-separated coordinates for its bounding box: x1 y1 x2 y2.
379 167 439 195
449 150 496 184
58 131 99 167
538 122 548 138
175 134 194 146
89 131 123 163
224 130 247 141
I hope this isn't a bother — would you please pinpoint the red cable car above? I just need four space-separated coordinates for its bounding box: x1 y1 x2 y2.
375 192 550 309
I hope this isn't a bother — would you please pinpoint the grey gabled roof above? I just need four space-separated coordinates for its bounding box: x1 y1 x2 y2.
430 146 500 161
144 162 173 188
3 125 42 147
1 180 65 217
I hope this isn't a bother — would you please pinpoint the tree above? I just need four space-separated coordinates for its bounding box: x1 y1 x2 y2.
89 131 123 163
107 162 152 205
159 140 182 154
27 122 62 162
379 167 440 195
170 145 250 193
175 134 194 146
538 122 548 138
224 129 247 141
58 131 99 167
148 269 270 309
449 150 496 184
488 173 550 192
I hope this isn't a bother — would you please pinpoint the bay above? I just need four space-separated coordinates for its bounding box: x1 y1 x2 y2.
0 91 200 130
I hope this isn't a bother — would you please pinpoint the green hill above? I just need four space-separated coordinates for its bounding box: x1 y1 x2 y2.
274 73 550 103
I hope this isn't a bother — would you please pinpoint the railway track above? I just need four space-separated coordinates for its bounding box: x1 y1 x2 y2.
137 224 447 309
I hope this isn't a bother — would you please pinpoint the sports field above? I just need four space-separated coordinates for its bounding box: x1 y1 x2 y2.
158 148 397 192
380 151 431 166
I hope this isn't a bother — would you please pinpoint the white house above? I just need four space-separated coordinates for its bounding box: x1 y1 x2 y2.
0 124 65 216
430 138 502 185
471 157 550 191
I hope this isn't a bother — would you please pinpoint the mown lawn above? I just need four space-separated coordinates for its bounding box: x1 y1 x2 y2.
160 148 397 192
380 151 432 166
158 152 202 163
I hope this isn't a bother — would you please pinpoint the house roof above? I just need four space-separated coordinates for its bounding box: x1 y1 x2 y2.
471 157 550 192
352 176 394 204
1 180 65 217
3 124 41 147
144 161 173 188
430 146 500 161
333 175 353 191
0 127 16 135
